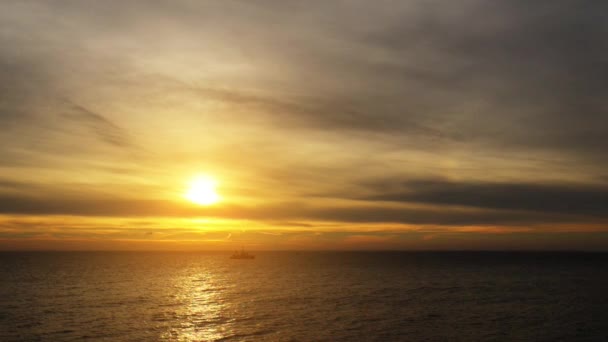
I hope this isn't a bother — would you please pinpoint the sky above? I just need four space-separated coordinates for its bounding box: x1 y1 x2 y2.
1 0 608 250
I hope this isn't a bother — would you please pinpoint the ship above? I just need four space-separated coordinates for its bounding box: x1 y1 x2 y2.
230 247 255 259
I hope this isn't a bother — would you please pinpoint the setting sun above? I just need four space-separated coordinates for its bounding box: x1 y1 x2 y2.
185 176 220 205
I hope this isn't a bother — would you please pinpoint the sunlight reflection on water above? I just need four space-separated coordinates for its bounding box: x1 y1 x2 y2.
161 270 233 341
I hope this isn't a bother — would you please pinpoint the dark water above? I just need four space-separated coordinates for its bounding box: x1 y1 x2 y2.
1 252 608 341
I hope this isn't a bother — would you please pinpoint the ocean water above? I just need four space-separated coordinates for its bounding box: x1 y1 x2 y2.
1 252 608 341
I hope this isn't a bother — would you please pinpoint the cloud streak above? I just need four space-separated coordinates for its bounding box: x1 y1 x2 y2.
0 193 602 228
63 103 132 148
364 178 608 218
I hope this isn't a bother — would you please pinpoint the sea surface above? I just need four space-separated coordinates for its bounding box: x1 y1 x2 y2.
1 251 608 341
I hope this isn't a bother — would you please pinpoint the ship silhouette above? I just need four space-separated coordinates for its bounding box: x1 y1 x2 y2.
230 247 255 259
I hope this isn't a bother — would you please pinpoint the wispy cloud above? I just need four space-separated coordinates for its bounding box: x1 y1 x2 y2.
63 102 132 148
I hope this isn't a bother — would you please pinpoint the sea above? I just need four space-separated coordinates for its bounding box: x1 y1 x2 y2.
1 251 608 341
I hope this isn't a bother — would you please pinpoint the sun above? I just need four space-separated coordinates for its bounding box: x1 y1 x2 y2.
185 176 220 205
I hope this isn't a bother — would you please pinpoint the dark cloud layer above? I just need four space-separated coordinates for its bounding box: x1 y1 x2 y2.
365 179 608 218
0 193 597 227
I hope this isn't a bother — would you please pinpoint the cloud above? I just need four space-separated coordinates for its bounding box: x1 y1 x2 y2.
0 193 599 227
364 178 608 218
63 102 132 148
2 0 607 166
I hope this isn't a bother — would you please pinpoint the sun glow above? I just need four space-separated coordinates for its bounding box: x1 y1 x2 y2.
185 176 220 205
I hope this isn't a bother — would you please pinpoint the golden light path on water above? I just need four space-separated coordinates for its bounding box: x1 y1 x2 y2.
161 268 233 341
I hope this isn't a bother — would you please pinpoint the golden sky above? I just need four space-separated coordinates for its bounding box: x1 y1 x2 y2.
1 1 608 250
